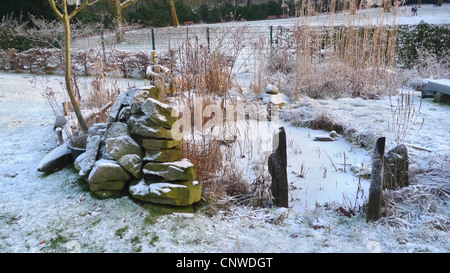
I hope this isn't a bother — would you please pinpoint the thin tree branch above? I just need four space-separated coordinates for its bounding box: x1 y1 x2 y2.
47 0 63 19
120 0 138 9
69 0 101 19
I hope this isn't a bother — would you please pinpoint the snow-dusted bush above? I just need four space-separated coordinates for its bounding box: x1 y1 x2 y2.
397 22 450 69
0 47 155 79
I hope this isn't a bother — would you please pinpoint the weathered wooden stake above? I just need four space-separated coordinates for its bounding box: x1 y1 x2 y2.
63 102 69 116
57 130 64 145
268 126 289 208
152 50 160 74
366 137 385 222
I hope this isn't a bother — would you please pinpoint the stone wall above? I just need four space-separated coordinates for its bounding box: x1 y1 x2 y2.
74 85 201 207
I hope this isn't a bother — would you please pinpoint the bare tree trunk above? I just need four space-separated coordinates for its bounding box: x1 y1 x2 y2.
115 2 125 43
63 12 89 132
113 0 138 44
48 0 93 133
169 0 180 27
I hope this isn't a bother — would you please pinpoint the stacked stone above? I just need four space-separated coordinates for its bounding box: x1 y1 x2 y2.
74 86 201 206
127 87 201 206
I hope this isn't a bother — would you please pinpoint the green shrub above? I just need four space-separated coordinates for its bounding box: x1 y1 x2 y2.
397 22 450 68
0 14 33 51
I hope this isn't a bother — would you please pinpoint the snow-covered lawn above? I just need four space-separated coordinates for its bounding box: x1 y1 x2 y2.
0 4 449 253
0 70 448 253
73 4 450 54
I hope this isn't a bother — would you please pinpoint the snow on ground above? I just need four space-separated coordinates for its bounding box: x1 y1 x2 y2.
281 92 450 186
73 4 450 54
0 5 449 253
0 70 449 253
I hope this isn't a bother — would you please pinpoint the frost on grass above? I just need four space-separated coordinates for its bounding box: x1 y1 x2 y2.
2 5 450 252
380 184 450 231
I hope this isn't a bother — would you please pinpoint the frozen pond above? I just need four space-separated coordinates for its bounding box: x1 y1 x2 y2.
230 118 371 212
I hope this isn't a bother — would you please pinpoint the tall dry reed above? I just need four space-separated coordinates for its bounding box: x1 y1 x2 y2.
267 0 407 99
172 26 253 203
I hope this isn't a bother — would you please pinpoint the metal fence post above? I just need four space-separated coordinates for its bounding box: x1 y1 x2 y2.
100 29 106 61
151 28 155 51
270 25 273 47
207 27 210 52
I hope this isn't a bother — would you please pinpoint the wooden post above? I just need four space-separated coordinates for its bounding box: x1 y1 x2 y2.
169 79 177 94
57 130 64 145
169 0 180 27
268 127 289 208
366 137 385 222
63 102 69 116
152 50 160 74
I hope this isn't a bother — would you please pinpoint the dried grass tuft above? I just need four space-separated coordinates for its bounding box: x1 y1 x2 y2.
263 0 405 100
379 184 450 231
310 112 344 133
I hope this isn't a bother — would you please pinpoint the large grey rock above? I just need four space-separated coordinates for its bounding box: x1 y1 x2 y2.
37 143 72 172
88 123 107 137
97 139 116 160
78 135 101 177
434 92 450 104
141 98 178 129
383 144 409 190
89 180 127 192
106 136 143 178
74 152 87 172
88 159 131 183
118 106 132 122
144 149 182 162
143 159 197 181
128 114 174 139
104 122 129 139
106 135 143 160
131 86 162 115
133 136 182 150
125 87 138 98
129 179 202 206
117 154 143 179
106 92 128 126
